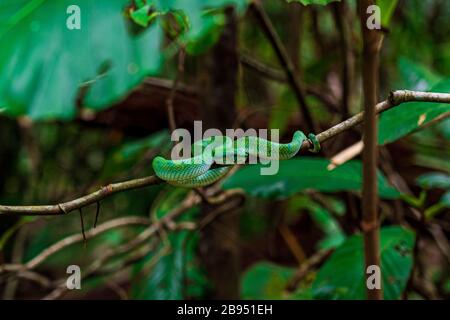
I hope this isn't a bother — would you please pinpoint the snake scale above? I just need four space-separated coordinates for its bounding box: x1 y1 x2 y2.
152 131 320 188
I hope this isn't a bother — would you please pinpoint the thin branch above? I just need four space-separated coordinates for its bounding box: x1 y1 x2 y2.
0 175 162 216
328 140 364 170
240 54 340 112
250 0 317 133
240 53 286 82
285 249 333 292
166 47 186 133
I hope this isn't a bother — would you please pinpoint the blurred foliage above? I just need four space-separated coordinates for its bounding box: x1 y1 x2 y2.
131 187 207 299
312 226 415 300
223 158 401 199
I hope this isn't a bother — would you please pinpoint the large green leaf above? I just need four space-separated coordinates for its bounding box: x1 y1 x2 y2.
312 226 415 300
240 261 311 299
222 157 401 200
0 0 249 120
0 0 163 120
378 79 450 145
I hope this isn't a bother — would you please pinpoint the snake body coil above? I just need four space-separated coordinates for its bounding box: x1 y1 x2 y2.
152 130 317 188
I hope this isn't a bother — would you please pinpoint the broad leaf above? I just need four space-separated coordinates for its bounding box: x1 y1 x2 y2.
0 0 249 120
0 0 163 120
378 79 450 145
223 157 401 200
312 226 415 300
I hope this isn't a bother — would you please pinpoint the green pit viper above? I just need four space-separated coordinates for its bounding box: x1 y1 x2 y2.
152 131 320 188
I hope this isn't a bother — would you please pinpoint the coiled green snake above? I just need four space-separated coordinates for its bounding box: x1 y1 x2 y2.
152 131 320 188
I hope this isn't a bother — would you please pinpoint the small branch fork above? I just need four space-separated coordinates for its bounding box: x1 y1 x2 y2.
0 90 449 217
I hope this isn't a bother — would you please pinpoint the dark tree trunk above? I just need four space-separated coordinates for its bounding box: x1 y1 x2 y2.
198 7 240 299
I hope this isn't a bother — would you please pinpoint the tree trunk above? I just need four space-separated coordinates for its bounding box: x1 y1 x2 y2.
198 7 240 299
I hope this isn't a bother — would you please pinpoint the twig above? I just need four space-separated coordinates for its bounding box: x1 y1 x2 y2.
240 54 339 112
285 249 333 292
327 140 364 170
166 47 186 133
93 201 100 228
278 224 306 265
332 1 354 119
79 208 86 245
250 0 317 133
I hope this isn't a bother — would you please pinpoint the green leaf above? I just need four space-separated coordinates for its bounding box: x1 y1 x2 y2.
377 0 399 28
131 190 206 300
397 57 442 91
0 0 163 120
240 262 297 299
287 0 340 5
416 172 450 190
155 0 248 54
131 187 206 299
312 226 415 300
223 157 401 200
310 206 346 250
378 79 450 145
130 4 153 27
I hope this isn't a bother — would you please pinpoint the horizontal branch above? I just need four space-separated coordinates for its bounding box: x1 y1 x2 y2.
0 176 162 216
314 90 450 144
1 90 449 217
